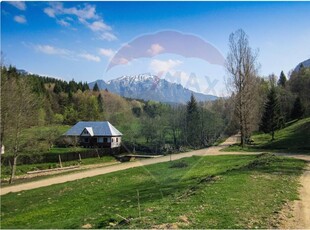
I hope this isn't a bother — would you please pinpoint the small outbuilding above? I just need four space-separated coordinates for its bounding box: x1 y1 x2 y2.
64 121 123 148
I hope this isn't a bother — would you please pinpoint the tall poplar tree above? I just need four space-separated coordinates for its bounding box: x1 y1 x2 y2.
226 29 260 147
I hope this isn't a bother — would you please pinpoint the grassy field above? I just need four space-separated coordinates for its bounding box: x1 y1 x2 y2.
222 117 310 153
1 153 306 229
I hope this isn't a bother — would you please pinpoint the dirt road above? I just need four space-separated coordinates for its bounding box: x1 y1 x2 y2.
279 163 310 229
1 135 309 228
0 135 244 195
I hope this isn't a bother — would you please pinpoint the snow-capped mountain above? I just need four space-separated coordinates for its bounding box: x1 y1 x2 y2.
89 74 217 104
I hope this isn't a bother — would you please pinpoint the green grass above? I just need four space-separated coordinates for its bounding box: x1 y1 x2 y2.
21 124 70 136
223 117 310 153
1 153 306 229
48 147 90 155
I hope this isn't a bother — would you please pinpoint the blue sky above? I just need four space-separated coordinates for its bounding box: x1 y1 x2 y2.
2 1 310 96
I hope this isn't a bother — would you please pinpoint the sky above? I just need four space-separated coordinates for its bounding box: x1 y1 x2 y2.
2 1 310 96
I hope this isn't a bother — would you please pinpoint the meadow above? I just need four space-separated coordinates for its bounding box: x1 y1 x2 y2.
1 153 306 229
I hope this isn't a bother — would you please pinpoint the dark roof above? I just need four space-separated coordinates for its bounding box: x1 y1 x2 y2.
64 121 123 136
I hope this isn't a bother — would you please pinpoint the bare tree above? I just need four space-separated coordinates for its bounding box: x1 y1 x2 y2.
1 68 38 183
167 105 184 148
226 29 260 147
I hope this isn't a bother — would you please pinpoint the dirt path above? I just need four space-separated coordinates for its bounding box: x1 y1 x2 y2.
0 135 244 195
2 161 121 182
279 163 310 229
1 135 309 229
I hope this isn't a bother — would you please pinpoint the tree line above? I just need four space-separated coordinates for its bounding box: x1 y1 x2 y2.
1 65 229 182
226 29 309 146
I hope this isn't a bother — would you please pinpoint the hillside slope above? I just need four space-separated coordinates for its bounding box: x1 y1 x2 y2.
256 117 310 151
223 117 310 153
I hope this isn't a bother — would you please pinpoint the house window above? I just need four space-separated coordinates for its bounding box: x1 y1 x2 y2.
103 138 108 143
97 137 103 143
116 138 118 143
84 137 89 143
112 138 114 142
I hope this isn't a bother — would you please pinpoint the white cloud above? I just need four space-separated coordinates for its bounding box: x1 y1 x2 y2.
35 44 70 56
99 48 115 58
43 2 63 18
43 2 117 40
65 4 98 20
44 7 56 18
34 44 101 62
99 32 117 41
14 15 27 24
150 59 182 73
79 53 101 62
57 19 70 27
147 44 165 56
88 20 111 32
7 1 26 10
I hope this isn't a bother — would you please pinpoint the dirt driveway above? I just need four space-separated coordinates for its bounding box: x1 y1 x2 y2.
1 135 309 228
0 135 244 196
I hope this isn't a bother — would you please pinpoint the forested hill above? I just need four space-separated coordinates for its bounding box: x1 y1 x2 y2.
1 63 309 157
1 65 231 156
1 65 146 126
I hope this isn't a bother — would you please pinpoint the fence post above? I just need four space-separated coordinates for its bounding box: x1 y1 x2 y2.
137 189 141 218
58 155 63 168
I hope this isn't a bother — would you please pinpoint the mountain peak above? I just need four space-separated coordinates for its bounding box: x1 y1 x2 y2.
89 74 217 104
109 73 157 84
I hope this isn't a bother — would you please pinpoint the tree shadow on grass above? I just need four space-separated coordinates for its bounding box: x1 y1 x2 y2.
223 153 306 177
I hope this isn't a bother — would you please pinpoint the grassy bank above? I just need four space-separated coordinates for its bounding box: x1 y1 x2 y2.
1 153 306 229
222 117 310 153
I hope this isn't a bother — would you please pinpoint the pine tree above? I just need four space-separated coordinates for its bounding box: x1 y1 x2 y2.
291 97 304 120
93 82 100 92
82 82 89 91
68 80 78 93
53 82 62 94
186 94 200 146
277 71 287 88
97 93 104 113
260 87 280 140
